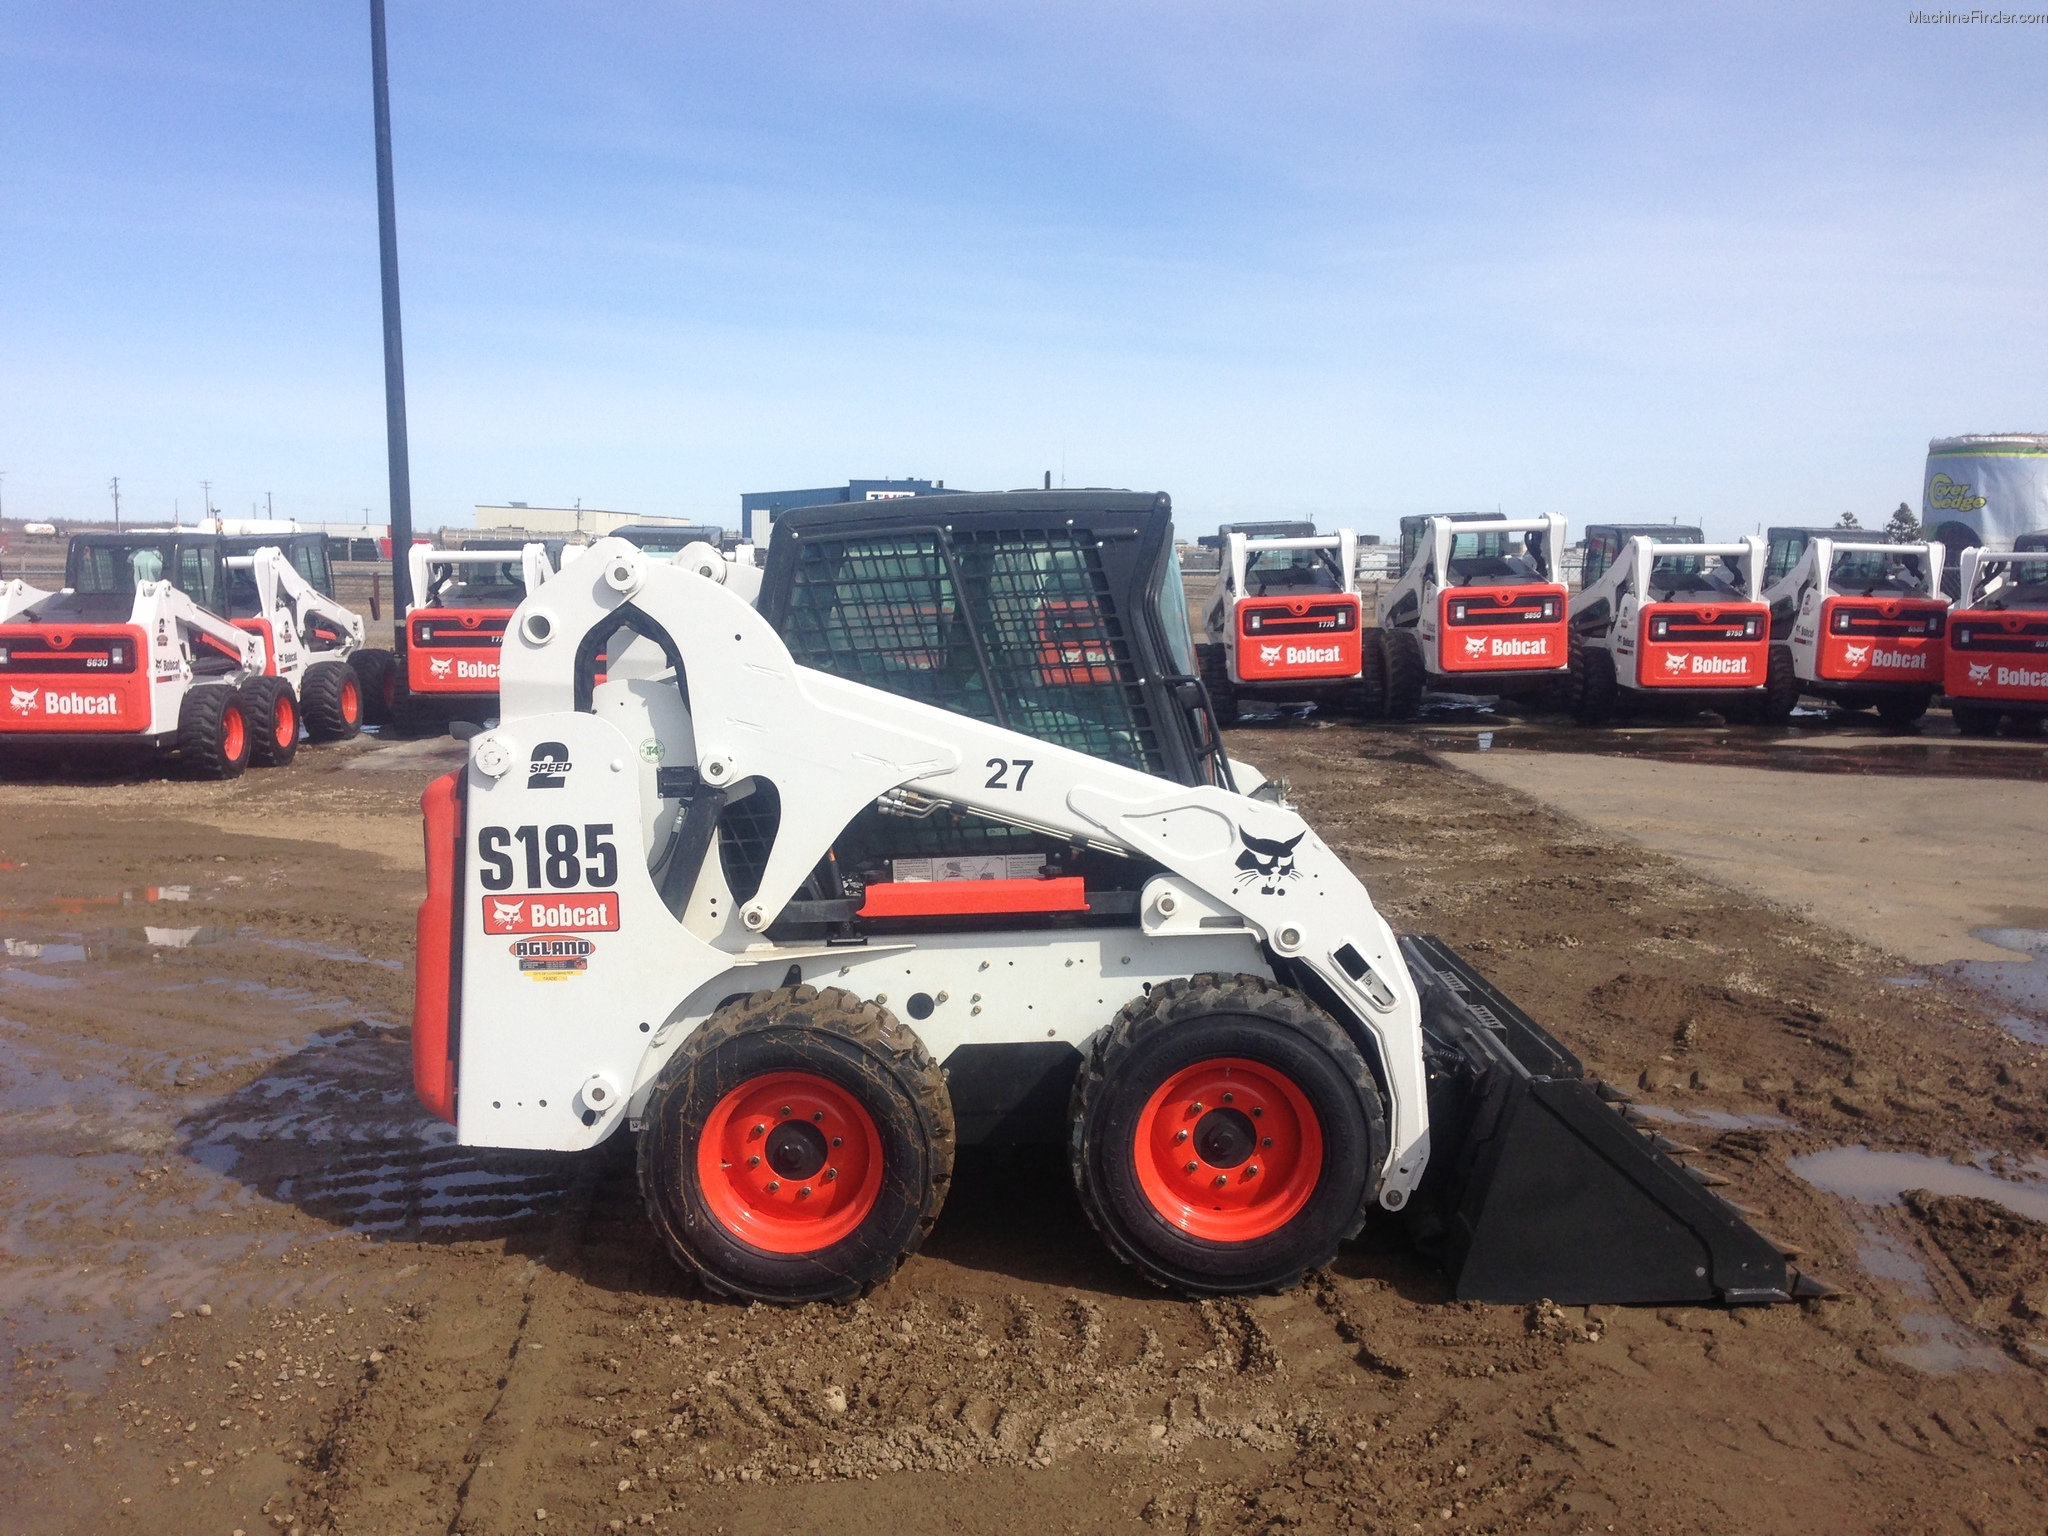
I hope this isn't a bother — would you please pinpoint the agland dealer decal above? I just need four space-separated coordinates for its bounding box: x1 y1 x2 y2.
510 935 595 979
482 893 621 934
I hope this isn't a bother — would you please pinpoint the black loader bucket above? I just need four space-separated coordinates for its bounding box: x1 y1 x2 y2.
1400 935 1806 1306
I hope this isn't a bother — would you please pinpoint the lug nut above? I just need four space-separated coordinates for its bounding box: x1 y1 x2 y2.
780 1105 792 1116
751 1123 765 1137
1246 1164 1260 1177
825 1168 838 1181
748 1155 760 1167
1185 1161 1199 1173
798 1186 812 1199
1191 1101 1203 1112
1261 1136 1273 1148
813 1110 825 1122
767 1180 781 1193
1213 1174 1228 1188
1174 1129 1188 1143
1251 1107 1263 1118
1222 1092 1234 1104
831 1136 843 1148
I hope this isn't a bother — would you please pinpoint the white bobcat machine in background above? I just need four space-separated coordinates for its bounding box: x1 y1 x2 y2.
0 530 384 776
1565 526 1769 725
413 491 1819 1308
1195 522 1369 725
1944 533 2048 737
1754 529 1949 728
1370 513 1570 719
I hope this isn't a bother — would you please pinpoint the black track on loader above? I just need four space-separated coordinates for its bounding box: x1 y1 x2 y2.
1400 934 1802 1306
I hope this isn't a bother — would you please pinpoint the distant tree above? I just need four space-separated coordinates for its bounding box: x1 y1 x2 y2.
1885 502 1921 541
1835 511 1861 529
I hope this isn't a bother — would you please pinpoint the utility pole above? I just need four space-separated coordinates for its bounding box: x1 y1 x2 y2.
372 0 416 623
110 476 121 528
201 480 213 520
266 490 274 519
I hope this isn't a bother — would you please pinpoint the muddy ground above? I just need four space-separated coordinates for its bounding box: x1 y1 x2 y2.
3 722 2048 1535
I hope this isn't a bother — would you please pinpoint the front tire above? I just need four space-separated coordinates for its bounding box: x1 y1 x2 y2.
240 676 299 767
177 685 250 780
1069 974 1387 1295
1952 703 2001 737
1199 644 1241 728
638 986 954 1304
301 660 362 742
1354 631 1388 720
1570 638 1619 726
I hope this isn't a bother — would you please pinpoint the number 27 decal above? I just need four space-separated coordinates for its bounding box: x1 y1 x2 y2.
984 757 1034 790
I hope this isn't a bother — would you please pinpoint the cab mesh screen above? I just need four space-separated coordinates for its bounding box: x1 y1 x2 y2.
781 526 1163 773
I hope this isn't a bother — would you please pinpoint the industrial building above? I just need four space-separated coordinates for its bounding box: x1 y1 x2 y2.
738 479 954 539
471 504 702 540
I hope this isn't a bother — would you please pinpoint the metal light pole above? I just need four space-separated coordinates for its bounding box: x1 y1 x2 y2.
371 0 415 637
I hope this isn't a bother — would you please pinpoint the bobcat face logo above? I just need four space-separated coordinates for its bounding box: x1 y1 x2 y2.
1464 635 1488 658
1235 829 1305 896
1968 662 1992 684
1259 644 1282 665
491 900 526 927
10 687 39 713
1663 650 1688 672
1843 643 1869 667
429 656 453 678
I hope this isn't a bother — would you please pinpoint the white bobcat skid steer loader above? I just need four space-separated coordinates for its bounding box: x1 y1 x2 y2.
401 542 557 726
1372 513 1570 719
222 545 391 763
0 531 268 777
414 493 1813 1307
1196 523 1368 724
1945 538 2048 737
1755 529 1948 728
1565 528 1768 725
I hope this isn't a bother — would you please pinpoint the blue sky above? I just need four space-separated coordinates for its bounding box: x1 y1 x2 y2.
2 3 2043 539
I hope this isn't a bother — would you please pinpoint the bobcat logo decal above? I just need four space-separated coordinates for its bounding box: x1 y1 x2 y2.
1259 644 1282 665
10 687 39 713
1235 829 1305 896
491 900 526 928
1464 634 1488 658
1843 643 1869 667
429 656 453 678
1968 662 1992 684
1664 650 1688 672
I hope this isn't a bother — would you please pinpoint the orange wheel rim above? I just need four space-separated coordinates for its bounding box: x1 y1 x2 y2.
696 1071 883 1254
1132 1057 1322 1242
340 677 361 724
274 696 296 748
222 705 246 761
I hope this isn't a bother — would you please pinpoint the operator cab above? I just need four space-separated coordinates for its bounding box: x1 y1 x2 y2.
1398 512 1555 586
26 533 229 625
424 541 552 609
761 491 1227 790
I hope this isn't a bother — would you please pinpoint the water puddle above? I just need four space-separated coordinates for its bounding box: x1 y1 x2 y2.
1631 1102 1798 1132
1789 1145 2048 1223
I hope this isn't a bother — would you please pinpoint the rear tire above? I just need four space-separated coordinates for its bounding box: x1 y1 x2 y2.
177 685 250 780
1381 627 1425 720
1353 631 1388 719
2005 712 2044 738
1199 644 1241 728
1069 973 1387 1295
240 676 299 767
1952 704 2001 737
1570 638 1619 726
1755 644 1801 725
349 649 398 726
300 660 362 742
1876 691 1930 731
638 985 953 1304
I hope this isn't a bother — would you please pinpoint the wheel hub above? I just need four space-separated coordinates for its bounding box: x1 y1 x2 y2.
1193 1106 1256 1169
765 1119 828 1180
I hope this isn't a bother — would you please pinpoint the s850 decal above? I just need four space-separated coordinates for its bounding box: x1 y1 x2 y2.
476 823 618 891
